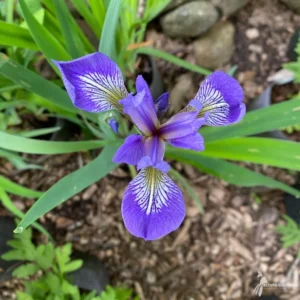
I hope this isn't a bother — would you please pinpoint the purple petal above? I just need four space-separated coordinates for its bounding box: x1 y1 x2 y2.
107 118 119 133
122 167 185 240
137 157 170 173
113 134 145 165
155 92 169 117
194 71 245 126
120 76 158 135
53 53 128 113
167 132 204 151
159 112 205 140
144 136 165 165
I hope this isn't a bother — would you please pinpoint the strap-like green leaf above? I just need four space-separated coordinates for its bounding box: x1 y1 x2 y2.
166 149 300 197
15 144 120 232
53 0 85 59
0 131 114 154
99 0 121 59
19 0 71 62
201 96 300 142
203 137 300 171
0 176 42 198
136 47 211 76
0 21 38 50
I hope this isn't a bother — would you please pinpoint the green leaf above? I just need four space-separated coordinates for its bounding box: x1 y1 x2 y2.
19 0 71 62
0 21 38 50
36 243 55 270
0 131 112 154
99 0 121 59
88 0 106 32
200 96 300 142
0 175 42 198
53 0 85 58
62 259 83 273
44 273 61 294
15 144 120 231
12 263 39 278
136 47 211 75
71 0 100 37
169 168 203 213
0 188 51 238
202 137 300 171
143 0 172 22
2 249 26 261
16 291 34 300
0 54 76 113
166 149 300 197
18 126 61 138
61 279 80 300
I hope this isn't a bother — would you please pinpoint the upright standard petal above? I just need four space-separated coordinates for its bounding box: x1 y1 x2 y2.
113 134 145 165
120 77 159 135
122 166 185 240
54 52 128 113
194 71 245 126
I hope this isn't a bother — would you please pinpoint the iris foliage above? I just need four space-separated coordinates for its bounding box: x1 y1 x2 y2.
0 0 300 240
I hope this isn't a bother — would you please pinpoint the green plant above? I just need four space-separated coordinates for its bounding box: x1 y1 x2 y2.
0 0 300 239
277 215 300 258
1 226 138 300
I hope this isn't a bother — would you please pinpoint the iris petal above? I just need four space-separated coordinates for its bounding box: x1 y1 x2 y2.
159 112 204 140
144 136 165 165
167 132 204 151
155 92 170 117
113 134 145 165
54 52 128 113
194 71 245 126
120 76 158 135
122 166 185 240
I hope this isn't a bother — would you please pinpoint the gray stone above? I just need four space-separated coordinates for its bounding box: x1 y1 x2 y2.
280 0 300 13
161 1 219 38
212 0 250 17
164 0 193 12
194 21 235 69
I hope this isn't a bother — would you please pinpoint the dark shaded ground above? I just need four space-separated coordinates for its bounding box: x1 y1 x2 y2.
1 0 300 299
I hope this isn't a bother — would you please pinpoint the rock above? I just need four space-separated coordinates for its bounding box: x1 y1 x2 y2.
169 73 195 112
212 0 250 17
194 21 235 69
164 0 192 12
280 0 300 13
161 1 219 38
245 28 259 40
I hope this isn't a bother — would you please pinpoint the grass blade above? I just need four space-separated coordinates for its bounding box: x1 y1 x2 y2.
53 0 85 58
166 149 300 197
0 21 38 50
202 137 300 171
19 0 71 62
15 144 119 232
201 96 300 142
0 131 116 154
0 188 50 238
99 0 121 59
136 47 211 76
0 176 42 198
169 168 204 213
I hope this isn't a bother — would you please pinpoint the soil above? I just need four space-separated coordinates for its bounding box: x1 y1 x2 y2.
1 0 300 299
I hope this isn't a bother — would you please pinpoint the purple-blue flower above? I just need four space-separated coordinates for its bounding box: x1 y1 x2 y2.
55 52 245 241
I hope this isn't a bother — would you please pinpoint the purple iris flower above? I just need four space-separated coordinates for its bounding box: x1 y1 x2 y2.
54 52 245 241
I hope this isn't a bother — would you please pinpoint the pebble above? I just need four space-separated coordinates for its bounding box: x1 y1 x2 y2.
280 0 300 14
161 1 219 38
245 28 260 39
212 0 250 17
194 21 235 69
